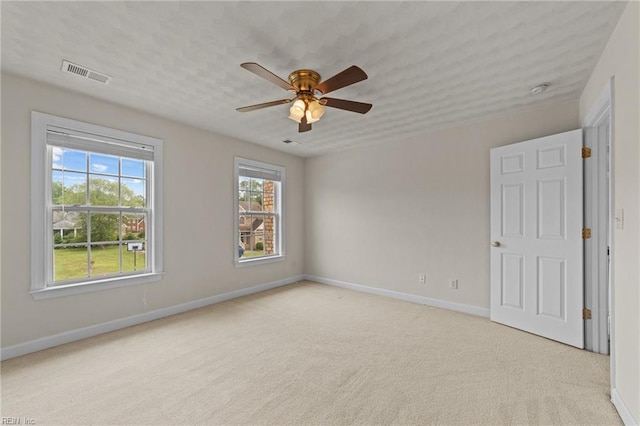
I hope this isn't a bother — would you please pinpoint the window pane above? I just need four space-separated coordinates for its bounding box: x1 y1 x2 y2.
263 180 275 213
89 175 119 206
90 212 119 243
52 170 64 204
74 212 89 243
122 158 145 178
52 171 86 205
254 229 265 251
250 196 263 211
123 241 146 273
122 213 146 240
53 211 86 245
250 194 263 211
53 246 89 283
263 215 276 255
53 147 86 172
243 214 267 257
89 244 121 277
239 176 250 201
89 153 119 175
121 178 146 207
247 178 262 211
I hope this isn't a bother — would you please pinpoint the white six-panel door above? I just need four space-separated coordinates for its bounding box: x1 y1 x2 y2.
490 129 583 348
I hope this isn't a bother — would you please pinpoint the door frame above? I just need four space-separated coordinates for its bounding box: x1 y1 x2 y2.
582 78 614 376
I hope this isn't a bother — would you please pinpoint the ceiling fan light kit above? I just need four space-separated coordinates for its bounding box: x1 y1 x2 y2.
287 95 324 124
236 63 372 133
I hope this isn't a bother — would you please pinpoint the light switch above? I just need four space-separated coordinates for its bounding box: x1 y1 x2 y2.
615 209 624 230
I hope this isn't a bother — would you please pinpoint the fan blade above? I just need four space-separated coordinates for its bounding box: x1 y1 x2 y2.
321 97 372 114
314 66 368 95
299 115 312 132
240 63 296 92
236 99 292 112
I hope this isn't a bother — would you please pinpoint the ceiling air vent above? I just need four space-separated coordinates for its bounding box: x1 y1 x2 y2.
61 60 112 85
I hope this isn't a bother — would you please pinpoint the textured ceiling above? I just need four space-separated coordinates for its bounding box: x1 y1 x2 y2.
1 1 627 157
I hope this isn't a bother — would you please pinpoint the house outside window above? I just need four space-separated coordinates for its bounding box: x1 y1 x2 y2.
234 157 284 265
31 112 163 299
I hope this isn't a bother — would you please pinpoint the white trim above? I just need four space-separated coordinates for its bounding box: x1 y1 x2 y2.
305 275 490 318
583 82 612 354
612 388 638 426
582 79 613 128
30 272 163 300
1 275 304 360
31 113 48 290
234 255 286 268
607 77 617 405
582 78 616 391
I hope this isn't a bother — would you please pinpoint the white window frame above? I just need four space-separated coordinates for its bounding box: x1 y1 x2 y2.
30 111 163 299
233 157 285 266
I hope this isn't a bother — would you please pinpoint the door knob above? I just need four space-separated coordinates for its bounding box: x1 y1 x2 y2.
491 241 501 247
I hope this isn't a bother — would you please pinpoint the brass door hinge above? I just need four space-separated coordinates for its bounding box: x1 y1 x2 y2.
582 228 592 239
583 308 592 320
582 147 592 158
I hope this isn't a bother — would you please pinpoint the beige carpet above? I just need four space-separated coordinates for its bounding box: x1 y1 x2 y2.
1 281 620 425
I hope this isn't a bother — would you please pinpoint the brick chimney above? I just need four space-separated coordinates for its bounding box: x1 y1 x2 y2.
263 180 275 254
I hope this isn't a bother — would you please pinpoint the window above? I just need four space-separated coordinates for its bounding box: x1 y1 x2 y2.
234 157 284 265
31 112 163 299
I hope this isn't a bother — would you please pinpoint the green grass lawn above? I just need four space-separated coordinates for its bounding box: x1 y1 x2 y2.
55 245 268 282
242 250 265 258
54 245 146 282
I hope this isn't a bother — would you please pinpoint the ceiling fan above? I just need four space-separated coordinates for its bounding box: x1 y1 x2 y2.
236 62 372 133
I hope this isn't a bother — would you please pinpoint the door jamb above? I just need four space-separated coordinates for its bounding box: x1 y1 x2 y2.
582 77 614 376
583 101 611 354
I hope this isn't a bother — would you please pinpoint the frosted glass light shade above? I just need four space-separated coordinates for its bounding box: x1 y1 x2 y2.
306 100 324 123
288 99 305 123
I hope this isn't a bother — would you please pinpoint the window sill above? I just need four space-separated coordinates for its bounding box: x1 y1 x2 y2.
30 272 163 300
235 255 285 268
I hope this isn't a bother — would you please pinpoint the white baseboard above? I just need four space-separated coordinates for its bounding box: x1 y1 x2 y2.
304 275 490 318
612 388 639 426
1 275 303 361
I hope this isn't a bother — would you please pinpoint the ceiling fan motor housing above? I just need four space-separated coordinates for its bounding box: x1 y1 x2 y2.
288 69 321 93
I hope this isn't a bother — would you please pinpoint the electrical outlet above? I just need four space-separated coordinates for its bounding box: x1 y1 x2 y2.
449 279 458 289
419 274 426 284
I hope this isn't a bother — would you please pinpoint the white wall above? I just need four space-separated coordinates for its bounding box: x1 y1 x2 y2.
0 73 305 348
580 2 640 423
305 102 579 309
